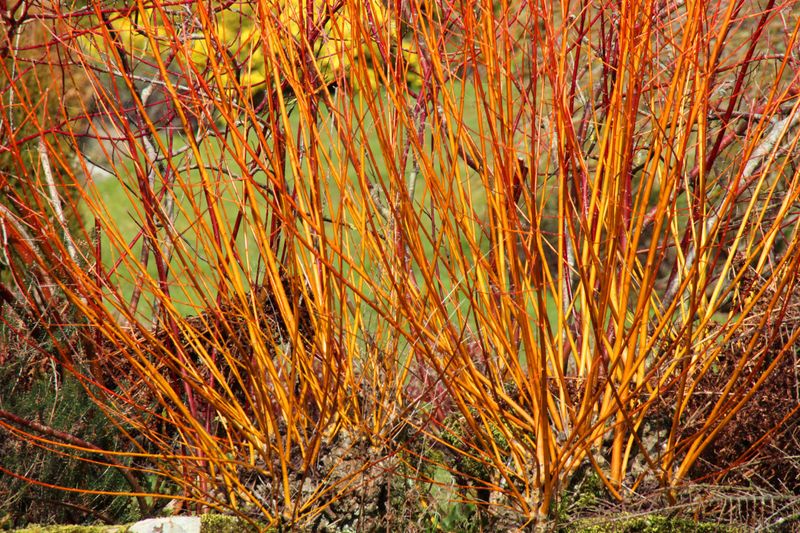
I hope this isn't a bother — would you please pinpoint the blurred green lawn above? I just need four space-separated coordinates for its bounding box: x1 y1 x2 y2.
80 81 563 340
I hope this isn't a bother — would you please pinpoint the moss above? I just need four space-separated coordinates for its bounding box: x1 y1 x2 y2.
7 512 746 532
552 468 608 524
12 515 267 533
200 514 262 533
11 526 126 532
440 414 490 483
569 514 743 532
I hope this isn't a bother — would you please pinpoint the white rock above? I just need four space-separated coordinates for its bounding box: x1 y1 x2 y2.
127 516 202 533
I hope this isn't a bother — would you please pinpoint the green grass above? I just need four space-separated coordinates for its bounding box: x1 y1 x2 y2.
75 79 573 378
78 84 492 304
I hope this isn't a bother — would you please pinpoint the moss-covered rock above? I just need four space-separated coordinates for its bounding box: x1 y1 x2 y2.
11 514 264 533
199 514 262 533
569 514 743 532
11 525 126 532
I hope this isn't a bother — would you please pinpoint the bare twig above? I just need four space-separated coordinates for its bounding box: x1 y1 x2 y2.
39 138 80 263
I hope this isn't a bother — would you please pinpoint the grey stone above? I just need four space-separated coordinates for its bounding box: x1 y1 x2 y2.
127 516 202 533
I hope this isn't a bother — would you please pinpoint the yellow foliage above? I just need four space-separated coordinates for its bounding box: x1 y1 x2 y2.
76 0 421 96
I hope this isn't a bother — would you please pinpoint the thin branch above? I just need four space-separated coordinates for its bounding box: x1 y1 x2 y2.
39 138 79 263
